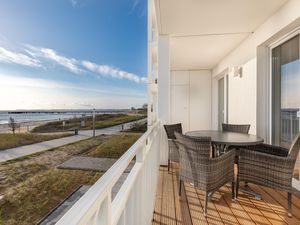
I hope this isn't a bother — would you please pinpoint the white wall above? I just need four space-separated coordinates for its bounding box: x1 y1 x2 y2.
189 71 212 131
171 70 212 133
227 58 257 134
212 0 300 138
171 71 189 132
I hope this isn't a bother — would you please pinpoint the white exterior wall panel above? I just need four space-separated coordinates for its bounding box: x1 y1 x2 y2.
171 70 212 133
189 71 212 131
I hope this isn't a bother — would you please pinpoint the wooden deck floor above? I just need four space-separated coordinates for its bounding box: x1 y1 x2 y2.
153 165 300 225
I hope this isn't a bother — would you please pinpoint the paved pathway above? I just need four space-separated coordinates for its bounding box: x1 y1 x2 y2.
0 120 145 163
58 156 134 172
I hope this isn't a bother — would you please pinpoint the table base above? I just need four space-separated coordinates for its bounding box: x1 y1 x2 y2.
239 186 262 200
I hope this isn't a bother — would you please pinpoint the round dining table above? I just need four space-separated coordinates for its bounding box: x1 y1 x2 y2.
185 130 264 146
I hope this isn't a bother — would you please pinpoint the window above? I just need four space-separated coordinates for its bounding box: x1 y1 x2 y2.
272 35 300 148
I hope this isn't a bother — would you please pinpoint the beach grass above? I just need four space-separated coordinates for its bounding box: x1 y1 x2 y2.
124 121 147 133
87 134 141 158
0 169 102 225
0 135 109 193
31 113 146 133
0 129 142 224
0 133 72 151
0 135 108 225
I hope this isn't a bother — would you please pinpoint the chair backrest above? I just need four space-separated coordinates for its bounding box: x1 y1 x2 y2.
288 133 300 160
164 123 182 140
175 132 211 186
222 123 250 134
175 132 211 159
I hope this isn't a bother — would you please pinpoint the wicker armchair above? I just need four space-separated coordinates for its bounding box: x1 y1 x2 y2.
237 134 300 217
175 132 235 216
222 123 250 134
222 123 251 157
163 123 182 171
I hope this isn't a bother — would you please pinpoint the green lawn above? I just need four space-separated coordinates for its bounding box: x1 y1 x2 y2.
0 133 72 151
31 113 146 133
0 169 102 225
88 134 141 158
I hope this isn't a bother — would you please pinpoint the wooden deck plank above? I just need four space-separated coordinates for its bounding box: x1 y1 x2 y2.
246 196 287 225
258 186 300 222
213 189 240 225
233 185 272 225
251 184 300 225
161 166 177 225
179 184 193 225
153 167 164 225
152 166 300 225
218 186 255 225
171 164 183 225
239 185 288 225
274 189 300 211
185 184 208 225
195 188 224 225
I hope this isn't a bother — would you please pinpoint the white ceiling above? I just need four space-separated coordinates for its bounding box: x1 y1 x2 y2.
156 0 288 70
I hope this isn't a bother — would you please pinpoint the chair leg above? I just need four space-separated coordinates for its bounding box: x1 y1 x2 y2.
235 158 240 199
179 180 182 196
235 175 239 199
204 192 208 216
288 192 292 217
231 181 235 200
168 158 170 172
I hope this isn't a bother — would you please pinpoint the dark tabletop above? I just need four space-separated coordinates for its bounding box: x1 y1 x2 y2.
185 130 264 146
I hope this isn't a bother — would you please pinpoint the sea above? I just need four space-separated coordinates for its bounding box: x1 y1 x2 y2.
0 110 127 125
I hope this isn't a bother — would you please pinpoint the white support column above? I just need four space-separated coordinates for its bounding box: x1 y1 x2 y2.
157 35 170 165
147 0 157 127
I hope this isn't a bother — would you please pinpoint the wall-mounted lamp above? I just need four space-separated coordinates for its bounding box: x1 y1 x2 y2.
231 66 243 78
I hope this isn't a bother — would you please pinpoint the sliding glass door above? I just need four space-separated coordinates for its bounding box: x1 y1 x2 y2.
272 35 300 146
272 34 300 185
218 75 228 130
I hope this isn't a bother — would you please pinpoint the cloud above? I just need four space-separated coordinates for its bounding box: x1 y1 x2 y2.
70 0 78 7
0 73 147 98
0 73 147 110
0 43 147 84
0 47 41 68
82 60 147 83
130 0 146 16
27 46 82 74
132 0 140 10
0 73 72 89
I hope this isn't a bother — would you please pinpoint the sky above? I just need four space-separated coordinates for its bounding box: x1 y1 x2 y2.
281 60 300 109
0 0 148 110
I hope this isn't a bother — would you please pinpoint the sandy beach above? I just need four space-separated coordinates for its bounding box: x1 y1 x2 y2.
0 119 59 133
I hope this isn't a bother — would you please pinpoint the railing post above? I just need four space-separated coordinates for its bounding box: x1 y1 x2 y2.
116 211 125 225
136 141 146 163
95 195 112 225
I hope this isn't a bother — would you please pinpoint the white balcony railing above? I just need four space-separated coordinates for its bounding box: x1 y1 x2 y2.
56 121 161 225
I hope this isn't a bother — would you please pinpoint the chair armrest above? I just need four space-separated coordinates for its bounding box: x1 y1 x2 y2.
239 149 295 173
244 144 288 157
207 150 235 179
